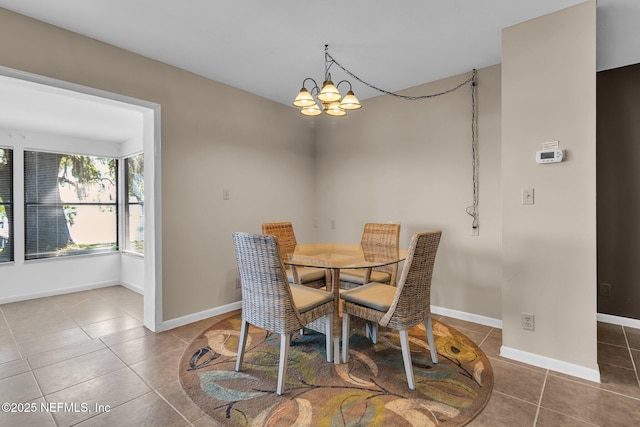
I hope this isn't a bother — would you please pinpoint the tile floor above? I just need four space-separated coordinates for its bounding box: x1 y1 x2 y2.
0 285 638 426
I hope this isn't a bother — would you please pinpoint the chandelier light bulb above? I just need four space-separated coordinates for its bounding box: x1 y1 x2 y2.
317 80 341 102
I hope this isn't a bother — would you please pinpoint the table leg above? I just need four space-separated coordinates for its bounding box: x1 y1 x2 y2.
330 268 341 364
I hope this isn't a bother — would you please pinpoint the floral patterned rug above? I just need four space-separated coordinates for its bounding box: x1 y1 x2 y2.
179 313 493 426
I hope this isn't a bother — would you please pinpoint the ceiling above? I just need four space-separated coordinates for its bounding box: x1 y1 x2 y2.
0 0 638 140
0 74 144 143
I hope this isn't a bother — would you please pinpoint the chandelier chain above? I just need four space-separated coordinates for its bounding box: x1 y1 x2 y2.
326 53 474 100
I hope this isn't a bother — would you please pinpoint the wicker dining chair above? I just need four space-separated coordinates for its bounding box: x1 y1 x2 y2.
339 223 401 289
340 231 442 390
232 232 334 395
262 222 327 289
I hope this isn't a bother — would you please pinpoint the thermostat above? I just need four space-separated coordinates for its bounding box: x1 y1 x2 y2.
536 149 563 164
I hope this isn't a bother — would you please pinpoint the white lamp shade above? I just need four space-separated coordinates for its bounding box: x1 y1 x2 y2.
324 101 346 116
293 88 316 107
317 80 341 102
300 103 322 116
339 90 362 110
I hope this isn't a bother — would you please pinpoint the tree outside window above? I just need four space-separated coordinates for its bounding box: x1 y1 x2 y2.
24 151 118 260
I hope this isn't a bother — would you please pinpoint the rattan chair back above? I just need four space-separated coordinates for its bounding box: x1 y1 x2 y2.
361 223 401 285
261 222 297 269
380 231 442 329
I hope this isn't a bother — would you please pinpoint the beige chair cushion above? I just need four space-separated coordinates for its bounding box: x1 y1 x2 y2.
286 267 326 284
339 269 391 285
290 284 333 313
339 282 396 312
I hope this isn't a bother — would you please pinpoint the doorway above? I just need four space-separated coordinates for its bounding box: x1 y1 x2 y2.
0 66 162 331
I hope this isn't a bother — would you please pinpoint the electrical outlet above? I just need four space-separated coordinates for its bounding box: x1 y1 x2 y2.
599 283 611 297
522 313 535 331
471 226 479 236
235 278 241 289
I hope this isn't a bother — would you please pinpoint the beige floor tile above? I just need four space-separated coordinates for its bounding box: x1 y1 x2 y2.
598 342 634 369
33 348 125 395
0 358 30 380
490 358 546 404
81 315 142 339
48 290 102 310
130 348 185 389
466 391 537 427
155 380 207 422
625 326 640 351
7 310 78 341
16 327 91 357
75 391 187 426
540 374 640 426
62 302 128 326
632 349 640 375
27 339 105 369
45 367 151 426
0 330 14 347
93 285 139 300
536 407 599 426
438 315 494 336
1 297 58 318
597 322 627 346
0 371 42 402
0 342 21 364
0 316 10 332
597 362 640 398
109 332 187 365
99 325 152 347
0 397 56 427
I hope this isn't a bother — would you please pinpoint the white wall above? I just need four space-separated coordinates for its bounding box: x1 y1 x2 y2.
501 1 598 380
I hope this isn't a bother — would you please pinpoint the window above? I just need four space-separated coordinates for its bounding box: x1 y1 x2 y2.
124 154 144 254
0 148 13 262
24 151 118 260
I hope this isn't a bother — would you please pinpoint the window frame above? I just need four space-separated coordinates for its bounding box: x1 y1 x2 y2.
123 153 144 255
0 147 13 263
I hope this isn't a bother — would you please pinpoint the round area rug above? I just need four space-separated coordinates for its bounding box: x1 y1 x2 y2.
179 313 493 426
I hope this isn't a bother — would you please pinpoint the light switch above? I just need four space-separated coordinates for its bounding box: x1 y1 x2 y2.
223 189 230 200
522 188 534 205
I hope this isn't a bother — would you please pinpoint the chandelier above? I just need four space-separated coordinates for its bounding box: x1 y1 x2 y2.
292 45 362 117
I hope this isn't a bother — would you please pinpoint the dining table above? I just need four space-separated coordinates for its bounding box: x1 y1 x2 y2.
284 242 408 364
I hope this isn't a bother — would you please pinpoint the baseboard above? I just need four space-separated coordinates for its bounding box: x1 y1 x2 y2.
0 280 121 305
158 300 242 332
597 312 640 329
120 280 143 295
500 345 601 383
431 305 502 329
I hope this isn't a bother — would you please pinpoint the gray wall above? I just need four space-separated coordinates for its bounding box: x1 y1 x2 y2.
597 62 640 320
314 65 503 321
